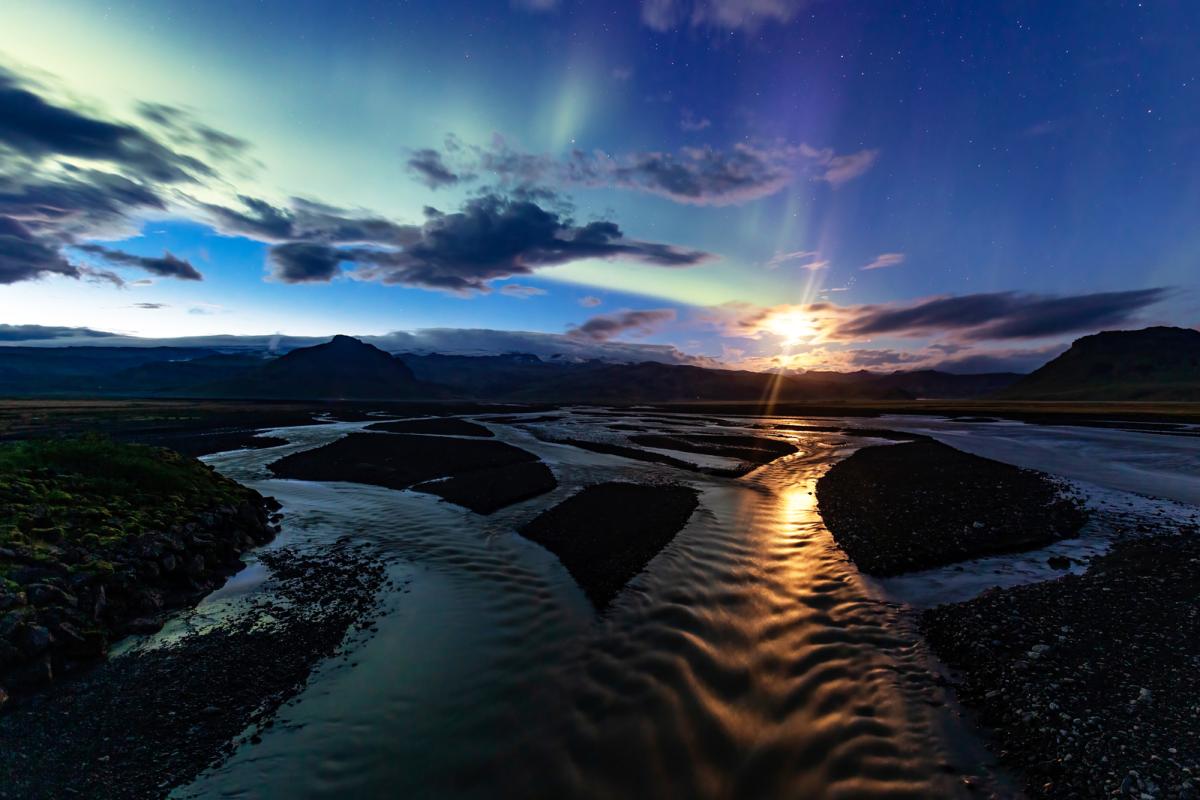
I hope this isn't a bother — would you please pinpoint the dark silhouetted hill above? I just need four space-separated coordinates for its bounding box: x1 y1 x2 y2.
998 327 1200 400
199 335 433 399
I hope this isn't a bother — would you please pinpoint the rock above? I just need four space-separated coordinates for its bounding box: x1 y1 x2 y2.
7 654 52 689
1047 555 1072 570
0 684 8 712
0 591 26 610
972 520 985 529
183 554 206 577
27 583 78 609
160 553 177 573
19 624 53 656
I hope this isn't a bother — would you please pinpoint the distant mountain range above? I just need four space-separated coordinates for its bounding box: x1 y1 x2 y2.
0 326 1194 402
998 326 1200 401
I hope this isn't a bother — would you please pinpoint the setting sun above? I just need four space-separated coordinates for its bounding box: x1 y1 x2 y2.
765 309 819 346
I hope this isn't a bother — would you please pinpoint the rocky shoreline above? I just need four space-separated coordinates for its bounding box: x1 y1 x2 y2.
0 438 279 706
0 543 390 799
921 533 1200 799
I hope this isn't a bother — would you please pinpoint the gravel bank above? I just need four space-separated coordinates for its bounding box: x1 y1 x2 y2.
921 532 1200 799
0 543 390 799
816 440 1087 575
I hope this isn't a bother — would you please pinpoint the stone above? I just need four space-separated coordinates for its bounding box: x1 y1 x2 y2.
27 583 78 608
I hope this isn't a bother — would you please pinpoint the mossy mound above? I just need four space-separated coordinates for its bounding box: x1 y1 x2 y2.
0 436 256 566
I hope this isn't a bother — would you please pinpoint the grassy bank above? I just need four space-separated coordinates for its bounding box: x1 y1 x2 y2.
0 437 276 702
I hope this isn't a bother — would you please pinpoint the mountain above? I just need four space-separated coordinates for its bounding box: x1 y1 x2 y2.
499 361 904 403
198 335 433 400
998 327 1200 400
801 369 1023 399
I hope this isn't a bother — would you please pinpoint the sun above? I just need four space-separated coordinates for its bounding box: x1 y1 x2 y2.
765 309 818 346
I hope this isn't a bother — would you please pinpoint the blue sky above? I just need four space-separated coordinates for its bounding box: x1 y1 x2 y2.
0 0 1197 372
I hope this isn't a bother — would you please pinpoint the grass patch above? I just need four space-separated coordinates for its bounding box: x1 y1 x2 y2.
0 435 255 554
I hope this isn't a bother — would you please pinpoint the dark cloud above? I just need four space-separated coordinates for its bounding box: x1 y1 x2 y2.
0 69 209 183
133 302 168 309
267 242 346 283
406 148 462 189
425 138 878 206
0 67 231 287
0 227 78 283
567 309 677 342
76 244 203 281
832 289 1171 341
0 169 166 240
202 195 417 245
272 193 711 291
0 324 114 341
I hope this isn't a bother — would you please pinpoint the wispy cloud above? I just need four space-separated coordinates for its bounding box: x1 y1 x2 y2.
861 252 905 271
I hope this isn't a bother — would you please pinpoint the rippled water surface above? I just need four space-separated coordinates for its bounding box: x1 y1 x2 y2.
174 412 1200 799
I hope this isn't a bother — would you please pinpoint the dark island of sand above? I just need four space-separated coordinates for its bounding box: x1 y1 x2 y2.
269 430 557 514
520 482 700 608
816 440 1088 575
366 417 495 437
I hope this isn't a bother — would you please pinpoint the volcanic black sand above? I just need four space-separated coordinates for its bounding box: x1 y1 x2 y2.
519 482 699 608
412 461 557 514
629 432 798 465
921 532 1200 799
0 543 390 800
816 440 1088 575
367 417 495 437
269 431 556 512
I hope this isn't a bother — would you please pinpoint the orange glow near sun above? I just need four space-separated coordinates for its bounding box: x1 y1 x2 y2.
764 309 819 346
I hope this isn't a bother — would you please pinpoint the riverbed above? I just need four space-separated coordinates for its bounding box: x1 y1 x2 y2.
173 410 1199 799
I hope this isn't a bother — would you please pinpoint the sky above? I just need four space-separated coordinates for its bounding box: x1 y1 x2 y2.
0 0 1197 373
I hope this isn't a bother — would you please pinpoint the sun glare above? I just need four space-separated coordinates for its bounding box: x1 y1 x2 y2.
766 309 818 346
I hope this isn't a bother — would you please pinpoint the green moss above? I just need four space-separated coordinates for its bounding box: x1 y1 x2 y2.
0 435 255 556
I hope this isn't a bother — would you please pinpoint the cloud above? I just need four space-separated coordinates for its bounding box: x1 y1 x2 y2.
270 193 711 291
766 250 827 270
499 283 547 298
721 288 1173 345
0 323 115 342
798 144 880 185
420 137 879 207
0 68 209 183
0 224 79 283
405 148 462 189
201 195 416 245
579 295 603 307
76 243 203 280
641 0 821 32
135 102 252 165
611 66 634 81
512 0 558 9
833 289 1171 341
862 252 905 271
680 109 712 132
132 302 167 309
0 66 237 287
567 308 677 342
